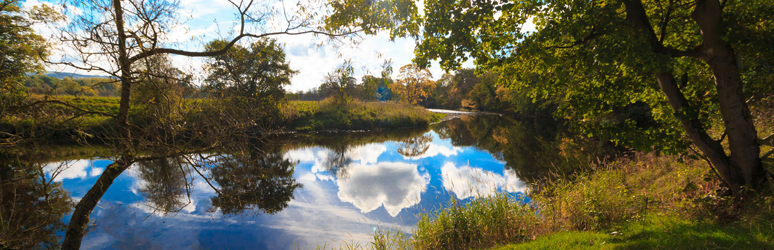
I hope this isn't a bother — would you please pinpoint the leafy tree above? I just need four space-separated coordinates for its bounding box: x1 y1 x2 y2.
468 71 503 112
205 39 295 103
204 38 296 127
0 1 60 119
360 75 381 101
328 0 774 195
391 64 433 105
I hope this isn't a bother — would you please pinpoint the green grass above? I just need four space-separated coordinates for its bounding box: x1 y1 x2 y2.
282 98 441 131
496 214 774 249
51 95 121 114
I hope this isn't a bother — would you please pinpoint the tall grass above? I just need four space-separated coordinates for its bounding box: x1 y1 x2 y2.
413 194 540 249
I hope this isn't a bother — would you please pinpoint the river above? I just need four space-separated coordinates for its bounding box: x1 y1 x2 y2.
3 114 615 249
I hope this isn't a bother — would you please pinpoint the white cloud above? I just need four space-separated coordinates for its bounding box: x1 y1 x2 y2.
45 160 103 181
440 162 526 199
336 162 428 217
346 143 387 164
504 168 528 194
284 147 317 163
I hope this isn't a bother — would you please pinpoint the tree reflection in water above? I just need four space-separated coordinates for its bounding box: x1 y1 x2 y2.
208 145 301 215
0 151 73 249
433 115 618 184
323 145 353 179
136 157 192 215
396 134 432 157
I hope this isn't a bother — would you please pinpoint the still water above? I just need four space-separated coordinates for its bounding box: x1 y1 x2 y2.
14 114 612 249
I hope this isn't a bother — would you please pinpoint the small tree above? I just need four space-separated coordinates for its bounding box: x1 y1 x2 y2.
391 64 433 105
204 38 296 127
321 60 357 104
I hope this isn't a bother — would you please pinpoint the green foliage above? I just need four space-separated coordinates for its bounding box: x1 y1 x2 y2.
0 1 58 119
328 0 774 156
495 213 774 250
205 38 294 101
23 74 121 97
204 38 296 128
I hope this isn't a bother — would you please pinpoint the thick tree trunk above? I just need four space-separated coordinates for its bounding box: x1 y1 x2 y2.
623 0 762 195
61 159 133 250
654 73 736 187
691 0 762 188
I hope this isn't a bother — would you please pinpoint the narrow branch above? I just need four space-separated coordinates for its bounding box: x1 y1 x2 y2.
659 0 674 42
545 27 601 49
129 29 360 63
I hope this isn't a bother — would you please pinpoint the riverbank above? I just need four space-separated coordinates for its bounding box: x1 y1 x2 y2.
1 96 443 143
325 151 773 249
281 98 444 132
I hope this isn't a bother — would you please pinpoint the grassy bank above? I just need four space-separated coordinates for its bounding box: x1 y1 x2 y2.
281 98 444 131
1 96 443 143
322 152 774 249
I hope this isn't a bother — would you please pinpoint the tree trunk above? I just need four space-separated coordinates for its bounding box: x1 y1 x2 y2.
61 159 133 250
62 1 136 249
691 0 762 189
113 0 133 141
623 0 762 195
654 73 736 187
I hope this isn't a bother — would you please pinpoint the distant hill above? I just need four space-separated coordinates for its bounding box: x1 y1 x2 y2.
43 72 114 79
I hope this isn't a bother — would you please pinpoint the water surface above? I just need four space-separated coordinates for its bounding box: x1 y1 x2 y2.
7 115 613 249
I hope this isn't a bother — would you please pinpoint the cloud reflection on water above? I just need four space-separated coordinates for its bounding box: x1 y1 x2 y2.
441 162 527 199
44 159 104 181
337 162 429 216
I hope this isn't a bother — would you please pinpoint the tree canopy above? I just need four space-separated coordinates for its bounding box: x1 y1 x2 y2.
391 64 434 105
328 0 774 195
